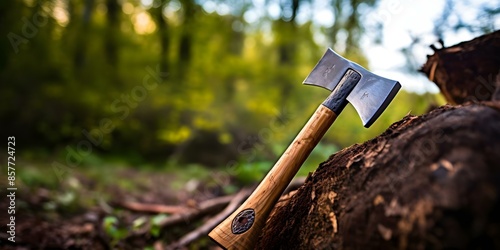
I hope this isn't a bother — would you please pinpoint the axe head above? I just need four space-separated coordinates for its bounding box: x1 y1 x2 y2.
304 48 401 127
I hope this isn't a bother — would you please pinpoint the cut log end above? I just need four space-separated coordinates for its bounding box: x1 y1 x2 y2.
420 30 500 105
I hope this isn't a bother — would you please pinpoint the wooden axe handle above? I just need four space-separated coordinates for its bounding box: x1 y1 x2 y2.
209 105 337 249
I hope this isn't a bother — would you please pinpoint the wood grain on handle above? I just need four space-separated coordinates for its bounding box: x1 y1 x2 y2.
209 105 337 249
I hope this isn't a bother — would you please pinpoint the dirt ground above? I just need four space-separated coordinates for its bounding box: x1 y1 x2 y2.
0 167 224 249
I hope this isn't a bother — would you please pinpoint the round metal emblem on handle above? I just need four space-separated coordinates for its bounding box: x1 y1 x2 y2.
231 209 255 234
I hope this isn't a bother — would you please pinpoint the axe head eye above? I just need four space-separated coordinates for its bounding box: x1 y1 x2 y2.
303 48 401 128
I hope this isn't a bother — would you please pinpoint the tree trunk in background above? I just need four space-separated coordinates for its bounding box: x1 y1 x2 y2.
105 0 120 67
344 0 361 55
329 0 377 55
257 31 500 250
74 0 94 69
158 6 169 79
0 1 20 69
277 0 299 64
178 0 195 78
420 30 500 105
275 0 300 103
228 18 244 56
151 0 169 79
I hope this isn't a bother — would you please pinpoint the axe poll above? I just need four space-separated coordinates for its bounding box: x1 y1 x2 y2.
209 48 401 249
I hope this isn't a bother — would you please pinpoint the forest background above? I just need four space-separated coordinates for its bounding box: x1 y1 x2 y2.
1 0 498 215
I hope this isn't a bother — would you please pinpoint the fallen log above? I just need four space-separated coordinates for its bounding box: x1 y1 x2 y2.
258 101 500 249
257 31 500 249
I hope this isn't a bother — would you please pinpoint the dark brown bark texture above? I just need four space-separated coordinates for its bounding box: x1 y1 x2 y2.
257 32 500 249
420 30 500 104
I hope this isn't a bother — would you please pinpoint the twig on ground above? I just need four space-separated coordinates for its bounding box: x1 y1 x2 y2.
166 187 253 250
126 192 239 238
157 195 234 228
164 177 306 249
157 177 304 229
118 201 188 214
125 177 306 247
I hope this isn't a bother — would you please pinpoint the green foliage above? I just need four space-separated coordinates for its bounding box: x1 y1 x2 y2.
1 0 450 185
233 142 340 183
329 90 440 148
150 214 168 237
103 216 128 246
166 163 213 189
236 161 273 184
18 163 59 189
300 142 339 175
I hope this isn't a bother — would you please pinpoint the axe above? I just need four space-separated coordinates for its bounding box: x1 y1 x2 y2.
209 48 401 249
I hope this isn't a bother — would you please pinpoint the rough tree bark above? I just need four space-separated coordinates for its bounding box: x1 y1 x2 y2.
257 32 500 249
420 30 500 104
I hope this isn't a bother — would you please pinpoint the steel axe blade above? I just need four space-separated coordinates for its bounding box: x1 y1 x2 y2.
304 48 401 127
209 48 401 250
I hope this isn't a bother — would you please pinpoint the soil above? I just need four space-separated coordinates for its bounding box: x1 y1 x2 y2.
0 169 222 249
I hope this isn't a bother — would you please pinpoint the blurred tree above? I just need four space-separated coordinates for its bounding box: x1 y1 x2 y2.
178 0 197 78
1 0 442 169
433 0 499 40
0 1 21 69
397 0 499 73
149 0 170 77
105 0 121 67
330 0 377 57
74 0 94 68
273 0 302 104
